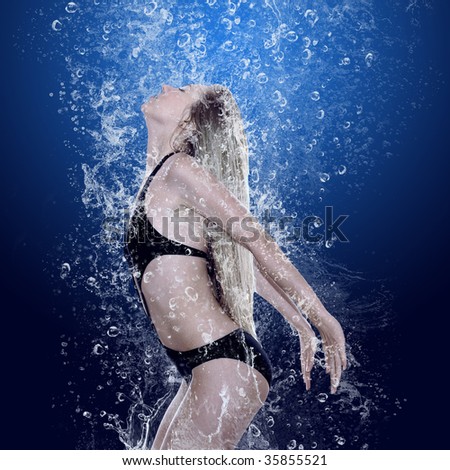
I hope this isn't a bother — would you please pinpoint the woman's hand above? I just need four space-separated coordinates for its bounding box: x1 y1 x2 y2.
297 323 318 391
313 313 347 394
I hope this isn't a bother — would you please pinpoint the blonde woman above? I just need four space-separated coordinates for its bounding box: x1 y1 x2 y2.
124 83 347 450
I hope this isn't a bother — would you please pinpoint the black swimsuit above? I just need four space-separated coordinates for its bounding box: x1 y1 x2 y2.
124 152 272 386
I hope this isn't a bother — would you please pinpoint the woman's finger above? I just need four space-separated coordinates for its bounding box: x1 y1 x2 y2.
334 350 342 389
340 346 347 370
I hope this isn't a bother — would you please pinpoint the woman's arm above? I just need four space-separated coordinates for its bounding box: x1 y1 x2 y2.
168 153 347 392
254 259 318 390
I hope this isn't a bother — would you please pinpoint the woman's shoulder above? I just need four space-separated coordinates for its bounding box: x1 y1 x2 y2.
167 151 204 178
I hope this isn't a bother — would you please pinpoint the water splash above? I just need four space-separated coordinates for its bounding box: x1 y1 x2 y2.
19 0 434 450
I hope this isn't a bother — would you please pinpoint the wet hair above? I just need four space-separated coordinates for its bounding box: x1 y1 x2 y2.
171 85 257 338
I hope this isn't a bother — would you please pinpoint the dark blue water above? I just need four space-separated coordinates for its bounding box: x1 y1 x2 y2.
1 0 449 449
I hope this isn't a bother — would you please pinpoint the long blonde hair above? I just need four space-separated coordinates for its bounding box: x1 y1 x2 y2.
172 85 257 338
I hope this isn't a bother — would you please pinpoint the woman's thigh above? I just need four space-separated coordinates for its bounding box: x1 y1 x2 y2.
160 358 270 449
151 379 189 450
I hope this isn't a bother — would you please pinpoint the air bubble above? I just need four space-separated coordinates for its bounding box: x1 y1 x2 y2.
310 91 320 101
317 392 328 403
82 411 92 419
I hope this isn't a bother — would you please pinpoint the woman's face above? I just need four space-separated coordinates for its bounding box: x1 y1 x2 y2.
141 84 206 126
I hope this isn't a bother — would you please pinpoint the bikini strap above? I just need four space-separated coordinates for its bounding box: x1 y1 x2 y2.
138 151 177 201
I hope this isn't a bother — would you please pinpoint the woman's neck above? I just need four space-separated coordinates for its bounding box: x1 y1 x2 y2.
145 121 178 174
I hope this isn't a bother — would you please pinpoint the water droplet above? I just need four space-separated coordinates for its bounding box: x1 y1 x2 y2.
82 411 92 419
65 2 78 14
185 286 198 301
117 392 125 402
93 344 105 355
60 263 71 279
304 9 319 27
313 217 323 228
256 73 268 84
107 326 120 337
365 52 374 67
335 435 346 446
319 172 330 183
316 109 325 119
302 48 312 62
266 416 275 428
52 20 63 32
160 9 173 25
286 31 298 42
221 18 233 30
344 121 351 129
342 57 351 65
311 91 320 101
144 2 157 16
338 165 347 175
317 392 328 403
249 424 261 437
287 439 297 450
248 19 256 27
222 40 235 52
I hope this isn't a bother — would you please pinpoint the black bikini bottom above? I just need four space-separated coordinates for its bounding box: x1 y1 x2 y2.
162 328 272 387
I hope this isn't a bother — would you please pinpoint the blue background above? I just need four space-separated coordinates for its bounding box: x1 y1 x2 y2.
1 0 449 449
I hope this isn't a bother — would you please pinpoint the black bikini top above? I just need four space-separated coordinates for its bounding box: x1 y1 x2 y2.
124 152 208 287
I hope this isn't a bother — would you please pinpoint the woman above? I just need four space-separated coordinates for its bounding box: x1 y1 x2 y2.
124 83 347 450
